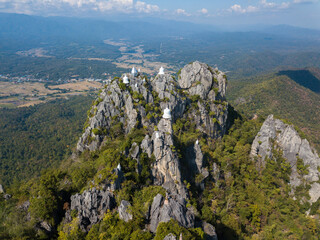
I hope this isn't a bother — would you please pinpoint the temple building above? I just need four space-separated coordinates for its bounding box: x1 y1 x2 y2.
123 75 129 84
163 108 172 119
131 67 138 77
159 66 165 75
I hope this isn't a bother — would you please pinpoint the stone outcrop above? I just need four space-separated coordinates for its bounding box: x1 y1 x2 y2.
203 221 218 240
151 118 187 198
185 140 209 189
149 193 194 233
70 188 116 231
179 61 228 139
163 233 177 240
179 61 226 100
118 200 133 222
251 115 320 203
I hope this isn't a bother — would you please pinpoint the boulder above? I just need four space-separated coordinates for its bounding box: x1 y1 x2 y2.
163 233 177 240
118 200 133 222
203 221 218 240
149 194 194 233
70 188 116 231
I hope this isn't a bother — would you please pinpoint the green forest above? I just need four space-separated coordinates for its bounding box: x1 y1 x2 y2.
0 95 93 186
1 114 319 239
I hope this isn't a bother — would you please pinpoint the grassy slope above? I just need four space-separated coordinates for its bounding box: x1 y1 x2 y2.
227 72 320 151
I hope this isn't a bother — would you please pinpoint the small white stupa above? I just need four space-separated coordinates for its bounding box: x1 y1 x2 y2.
117 163 121 171
142 78 146 82
131 67 138 77
135 83 138 88
138 68 141 73
123 74 129 84
158 66 165 75
155 131 160 139
196 139 199 145
163 108 172 119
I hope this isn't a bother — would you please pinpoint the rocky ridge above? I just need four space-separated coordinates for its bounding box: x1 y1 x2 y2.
72 61 228 236
251 114 320 203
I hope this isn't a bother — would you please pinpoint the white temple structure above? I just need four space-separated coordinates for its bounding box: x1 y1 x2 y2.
155 131 160 139
196 139 199 145
123 74 129 84
117 163 121 171
131 67 138 77
159 66 165 75
163 108 172 119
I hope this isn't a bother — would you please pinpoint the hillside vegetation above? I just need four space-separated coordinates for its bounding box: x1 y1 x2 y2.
228 71 320 151
1 63 320 239
0 95 93 185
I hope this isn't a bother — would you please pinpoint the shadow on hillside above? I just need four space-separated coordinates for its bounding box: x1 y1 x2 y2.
277 70 320 94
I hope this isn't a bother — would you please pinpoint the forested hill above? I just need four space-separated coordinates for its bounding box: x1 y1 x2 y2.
0 95 93 186
228 70 320 152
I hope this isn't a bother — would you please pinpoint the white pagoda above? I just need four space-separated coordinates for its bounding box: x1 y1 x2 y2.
158 66 165 75
131 67 138 77
123 75 129 84
163 108 172 119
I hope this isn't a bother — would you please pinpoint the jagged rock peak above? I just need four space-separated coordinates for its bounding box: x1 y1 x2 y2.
149 193 194 233
69 188 116 231
251 114 320 203
179 61 227 100
76 61 228 153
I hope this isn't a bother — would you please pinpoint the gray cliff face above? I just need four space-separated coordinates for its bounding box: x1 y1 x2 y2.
150 118 188 198
180 61 228 139
251 115 320 203
70 188 116 231
149 194 194 233
185 141 209 189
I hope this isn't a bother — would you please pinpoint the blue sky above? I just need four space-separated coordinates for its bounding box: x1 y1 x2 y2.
1 0 320 29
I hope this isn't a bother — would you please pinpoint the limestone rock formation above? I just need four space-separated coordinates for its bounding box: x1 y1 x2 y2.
203 221 218 240
179 61 226 100
151 118 187 198
251 115 320 203
185 140 209 189
74 61 228 235
118 200 133 222
70 188 116 231
149 194 195 233
163 233 177 240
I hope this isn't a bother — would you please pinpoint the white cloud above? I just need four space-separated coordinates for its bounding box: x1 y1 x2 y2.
260 0 277 8
135 1 159 13
229 4 258 13
293 0 318 3
228 0 295 14
0 0 162 14
175 8 191 16
199 8 208 14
